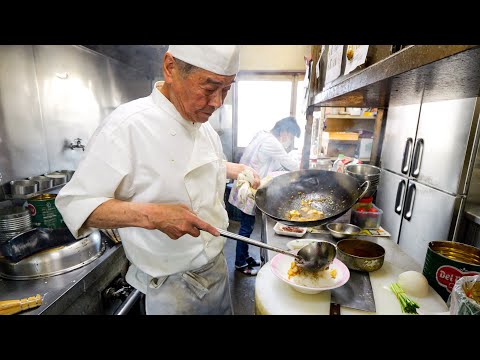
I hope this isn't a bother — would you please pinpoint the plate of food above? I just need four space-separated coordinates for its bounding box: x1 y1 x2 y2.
273 222 307 238
270 253 350 294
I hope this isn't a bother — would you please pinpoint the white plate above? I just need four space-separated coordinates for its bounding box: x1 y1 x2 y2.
286 239 323 251
273 222 307 238
271 253 350 294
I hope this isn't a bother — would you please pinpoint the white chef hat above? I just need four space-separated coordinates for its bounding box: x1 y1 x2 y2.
167 45 240 76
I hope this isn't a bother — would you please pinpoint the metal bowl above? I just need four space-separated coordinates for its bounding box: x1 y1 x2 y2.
326 223 361 239
336 239 385 272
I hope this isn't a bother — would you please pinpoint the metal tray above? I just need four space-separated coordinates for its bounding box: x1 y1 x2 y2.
0 231 106 280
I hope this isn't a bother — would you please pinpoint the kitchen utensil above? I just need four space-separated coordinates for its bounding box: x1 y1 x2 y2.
0 230 105 280
326 223 361 239
330 269 376 313
0 294 42 315
28 176 54 191
216 228 335 272
336 239 385 272
270 254 350 294
255 169 369 228
9 180 38 195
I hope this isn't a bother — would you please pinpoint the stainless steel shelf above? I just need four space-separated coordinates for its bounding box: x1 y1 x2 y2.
5 183 66 200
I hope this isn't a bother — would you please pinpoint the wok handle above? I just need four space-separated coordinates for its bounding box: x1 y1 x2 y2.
357 180 371 200
216 228 302 261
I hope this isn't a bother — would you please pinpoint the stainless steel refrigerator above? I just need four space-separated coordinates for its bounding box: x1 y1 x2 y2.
376 97 480 267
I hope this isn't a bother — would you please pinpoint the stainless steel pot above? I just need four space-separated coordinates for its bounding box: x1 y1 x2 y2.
29 176 54 191
255 170 369 227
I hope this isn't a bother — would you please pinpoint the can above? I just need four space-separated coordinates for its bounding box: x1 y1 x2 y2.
422 241 480 301
26 194 65 229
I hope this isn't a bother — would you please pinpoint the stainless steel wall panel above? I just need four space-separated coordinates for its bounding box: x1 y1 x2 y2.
106 58 151 108
0 45 49 184
33 45 114 172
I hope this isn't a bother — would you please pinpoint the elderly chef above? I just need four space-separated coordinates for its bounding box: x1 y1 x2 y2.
55 45 261 315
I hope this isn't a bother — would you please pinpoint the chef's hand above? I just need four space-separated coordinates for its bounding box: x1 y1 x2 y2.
146 204 219 240
244 165 261 189
226 162 261 189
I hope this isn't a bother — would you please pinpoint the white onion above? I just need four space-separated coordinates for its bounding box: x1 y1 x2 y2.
398 271 429 297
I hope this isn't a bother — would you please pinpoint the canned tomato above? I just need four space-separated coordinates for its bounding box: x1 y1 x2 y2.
422 241 480 301
26 194 65 229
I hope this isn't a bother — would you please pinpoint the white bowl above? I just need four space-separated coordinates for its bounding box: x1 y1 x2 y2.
286 239 323 251
270 253 350 294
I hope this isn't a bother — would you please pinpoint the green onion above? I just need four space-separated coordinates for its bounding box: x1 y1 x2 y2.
390 282 419 314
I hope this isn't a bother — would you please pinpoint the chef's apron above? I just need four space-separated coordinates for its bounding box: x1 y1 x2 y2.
144 123 231 315
145 252 233 315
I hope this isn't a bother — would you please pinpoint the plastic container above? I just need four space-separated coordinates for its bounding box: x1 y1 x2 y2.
351 203 383 229
353 197 373 211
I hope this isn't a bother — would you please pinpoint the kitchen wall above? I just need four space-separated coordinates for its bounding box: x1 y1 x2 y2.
239 45 310 71
0 45 151 199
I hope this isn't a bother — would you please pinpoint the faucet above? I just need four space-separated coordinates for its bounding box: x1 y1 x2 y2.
69 138 85 151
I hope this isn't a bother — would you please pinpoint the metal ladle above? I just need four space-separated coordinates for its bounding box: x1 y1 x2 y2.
216 228 336 272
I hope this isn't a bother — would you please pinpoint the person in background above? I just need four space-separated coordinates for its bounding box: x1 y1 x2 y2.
228 116 301 275
55 45 260 315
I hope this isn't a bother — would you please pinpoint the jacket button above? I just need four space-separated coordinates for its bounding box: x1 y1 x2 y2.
169 130 176 136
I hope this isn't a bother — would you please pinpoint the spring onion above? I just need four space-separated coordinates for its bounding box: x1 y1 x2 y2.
390 282 419 314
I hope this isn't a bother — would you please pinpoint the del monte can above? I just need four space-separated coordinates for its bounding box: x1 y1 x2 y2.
26 194 65 229
422 241 480 301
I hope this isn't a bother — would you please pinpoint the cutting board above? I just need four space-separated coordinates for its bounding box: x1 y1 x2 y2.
255 261 449 315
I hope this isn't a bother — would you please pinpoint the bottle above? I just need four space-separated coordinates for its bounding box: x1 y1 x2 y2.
332 154 346 173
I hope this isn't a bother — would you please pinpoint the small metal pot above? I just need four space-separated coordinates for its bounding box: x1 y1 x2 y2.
336 239 385 272
45 172 67 186
9 180 38 195
57 170 75 182
28 176 54 191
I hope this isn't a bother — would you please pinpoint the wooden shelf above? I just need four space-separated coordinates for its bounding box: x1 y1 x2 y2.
312 45 480 108
325 114 376 120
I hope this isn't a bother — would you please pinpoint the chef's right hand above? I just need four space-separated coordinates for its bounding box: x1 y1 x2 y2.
146 203 220 240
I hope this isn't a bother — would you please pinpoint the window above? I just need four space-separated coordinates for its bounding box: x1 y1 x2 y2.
234 72 307 159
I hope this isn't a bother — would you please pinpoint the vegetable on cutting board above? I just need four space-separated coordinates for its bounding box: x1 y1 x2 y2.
389 283 420 314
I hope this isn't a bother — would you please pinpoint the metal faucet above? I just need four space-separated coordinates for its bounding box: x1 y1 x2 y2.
69 138 85 151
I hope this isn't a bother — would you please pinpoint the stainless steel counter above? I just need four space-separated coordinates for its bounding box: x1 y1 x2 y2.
256 214 449 315
0 236 128 315
465 203 480 226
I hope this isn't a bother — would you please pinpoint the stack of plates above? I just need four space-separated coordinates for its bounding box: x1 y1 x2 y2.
0 207 32 243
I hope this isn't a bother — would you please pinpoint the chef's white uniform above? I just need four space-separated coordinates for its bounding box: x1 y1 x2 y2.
55 82 232 314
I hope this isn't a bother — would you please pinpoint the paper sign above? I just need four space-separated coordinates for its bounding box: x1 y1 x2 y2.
344 45 369 75
325 45 344 85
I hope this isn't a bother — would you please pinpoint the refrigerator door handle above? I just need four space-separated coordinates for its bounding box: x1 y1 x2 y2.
401 137 414 175
403 183 416 221
411 138 424 177
394 179 407 214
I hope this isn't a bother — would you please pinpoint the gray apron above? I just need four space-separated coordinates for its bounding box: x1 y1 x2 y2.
145 252 233 315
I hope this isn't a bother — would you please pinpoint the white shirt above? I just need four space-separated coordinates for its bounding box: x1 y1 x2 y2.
228 131 300 215
55 82 229 282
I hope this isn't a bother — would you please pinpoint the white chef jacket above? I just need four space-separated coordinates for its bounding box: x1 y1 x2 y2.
228 130 300 215
55 82 229 288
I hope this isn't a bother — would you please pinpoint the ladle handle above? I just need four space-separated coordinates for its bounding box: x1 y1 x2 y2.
216 228 301 261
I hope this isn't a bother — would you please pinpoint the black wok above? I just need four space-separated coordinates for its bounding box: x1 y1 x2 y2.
255 170 369 227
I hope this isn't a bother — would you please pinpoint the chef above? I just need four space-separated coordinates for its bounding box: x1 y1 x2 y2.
55 45 260 315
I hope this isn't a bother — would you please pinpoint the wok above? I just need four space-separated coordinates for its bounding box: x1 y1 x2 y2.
255 170 369 227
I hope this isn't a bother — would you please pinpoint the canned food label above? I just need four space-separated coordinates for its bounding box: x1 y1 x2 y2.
435 265 480 293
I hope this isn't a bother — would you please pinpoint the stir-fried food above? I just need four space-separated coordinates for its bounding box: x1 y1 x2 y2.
286 198 325 221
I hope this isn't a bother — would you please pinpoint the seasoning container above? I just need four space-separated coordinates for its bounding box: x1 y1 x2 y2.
26 194 66 229
422 241 480 302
